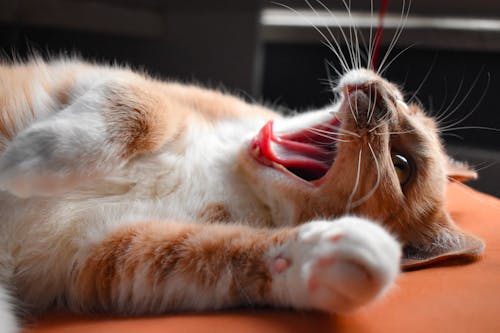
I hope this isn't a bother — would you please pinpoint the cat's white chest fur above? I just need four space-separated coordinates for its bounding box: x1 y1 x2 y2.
75 117 273 228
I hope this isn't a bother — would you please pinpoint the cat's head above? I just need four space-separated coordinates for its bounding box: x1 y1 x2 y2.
240 68 484 269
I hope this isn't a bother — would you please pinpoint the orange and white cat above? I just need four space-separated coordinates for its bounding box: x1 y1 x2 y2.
0 58 483 333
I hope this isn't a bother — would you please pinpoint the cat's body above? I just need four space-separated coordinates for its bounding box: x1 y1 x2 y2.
0 58 483 333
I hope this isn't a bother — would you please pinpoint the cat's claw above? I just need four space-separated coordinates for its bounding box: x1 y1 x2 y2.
271 217 401 313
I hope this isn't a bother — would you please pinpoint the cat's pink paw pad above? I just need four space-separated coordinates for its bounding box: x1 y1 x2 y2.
272 257 290 273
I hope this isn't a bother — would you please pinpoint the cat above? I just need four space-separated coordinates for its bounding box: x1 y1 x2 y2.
0 56 484 332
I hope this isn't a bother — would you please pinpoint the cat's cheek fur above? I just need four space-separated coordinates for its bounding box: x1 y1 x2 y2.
269 217 401 313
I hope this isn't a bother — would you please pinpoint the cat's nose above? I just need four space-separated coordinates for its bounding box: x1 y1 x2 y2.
342 81 387 130
343 82 375 95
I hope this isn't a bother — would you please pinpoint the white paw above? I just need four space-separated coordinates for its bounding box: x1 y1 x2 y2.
270 217 401 313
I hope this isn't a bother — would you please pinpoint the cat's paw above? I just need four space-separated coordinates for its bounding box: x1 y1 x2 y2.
271 217 401 313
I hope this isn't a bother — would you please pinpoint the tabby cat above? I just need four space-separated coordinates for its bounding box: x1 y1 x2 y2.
0 57 484 332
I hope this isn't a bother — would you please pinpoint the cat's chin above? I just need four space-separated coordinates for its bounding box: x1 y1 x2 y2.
249 116 342 185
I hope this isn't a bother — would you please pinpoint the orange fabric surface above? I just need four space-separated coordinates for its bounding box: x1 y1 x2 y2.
24 183 500 333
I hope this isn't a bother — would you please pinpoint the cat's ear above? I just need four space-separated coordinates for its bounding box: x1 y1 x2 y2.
445 157 477 182
401 214 484 270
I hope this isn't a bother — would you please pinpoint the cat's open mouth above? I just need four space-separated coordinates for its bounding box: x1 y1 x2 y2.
250 117 341 183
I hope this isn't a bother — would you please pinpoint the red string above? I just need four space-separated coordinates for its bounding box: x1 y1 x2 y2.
371 0 389 70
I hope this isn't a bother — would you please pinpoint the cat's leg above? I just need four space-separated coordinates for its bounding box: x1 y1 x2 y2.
67 216 400 314
0 77 181 197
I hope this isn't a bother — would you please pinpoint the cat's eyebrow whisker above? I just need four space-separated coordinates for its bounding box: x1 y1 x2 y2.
345 147 363 213
351 142 381 208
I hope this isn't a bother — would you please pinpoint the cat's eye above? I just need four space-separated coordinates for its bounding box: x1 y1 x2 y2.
392 154 412 185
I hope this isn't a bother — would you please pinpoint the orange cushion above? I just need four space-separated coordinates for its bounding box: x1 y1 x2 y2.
24 183 500 333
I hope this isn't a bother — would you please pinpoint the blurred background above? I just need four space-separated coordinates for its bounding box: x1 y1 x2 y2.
0 0 499 196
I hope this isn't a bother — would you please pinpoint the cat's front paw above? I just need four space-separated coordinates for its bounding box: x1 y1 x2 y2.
271 217 401 313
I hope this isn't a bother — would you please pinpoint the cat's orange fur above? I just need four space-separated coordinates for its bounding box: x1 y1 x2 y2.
72 222 295 313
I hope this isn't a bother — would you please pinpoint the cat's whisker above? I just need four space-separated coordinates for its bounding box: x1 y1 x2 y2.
465 160 499 173
272 2 349 73
377 0 409 73
377 0 411 75
438 72 490 132
437 69 487 129
323 60 342 82
378 43 415 76
368 120 387 133
347 97 360 126
406 56 436 105
368 106 393 133
440 126 500 133
373 129 417 135
367 0 374 69
308 127 353 138
441 132 464 140
307 128 354 143
367 85 378 124
434 75 465 124
438 70 483 125
341 83 360 126
323 124 360 137
350 142 381 208
341 0 362 69
310 0 352 72
345 147 363 213
429 76 449 119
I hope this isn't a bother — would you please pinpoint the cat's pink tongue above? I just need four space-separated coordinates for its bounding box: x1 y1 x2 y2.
251 120 331 177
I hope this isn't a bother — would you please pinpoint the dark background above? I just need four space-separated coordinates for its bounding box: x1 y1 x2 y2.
1 0 499 196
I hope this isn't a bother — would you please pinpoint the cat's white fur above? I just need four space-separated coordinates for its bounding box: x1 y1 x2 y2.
0 286 17 333
0 62 401 332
